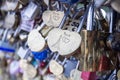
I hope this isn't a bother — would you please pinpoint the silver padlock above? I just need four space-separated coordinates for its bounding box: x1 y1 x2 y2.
0 29 16 52
22 1 40 20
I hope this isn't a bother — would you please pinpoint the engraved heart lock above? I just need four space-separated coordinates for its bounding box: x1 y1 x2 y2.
47 28 81 56
42 10 64 27
47 4 83 56
49 54 67 76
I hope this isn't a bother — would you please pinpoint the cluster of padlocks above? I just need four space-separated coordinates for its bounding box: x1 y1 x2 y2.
0 0 120 80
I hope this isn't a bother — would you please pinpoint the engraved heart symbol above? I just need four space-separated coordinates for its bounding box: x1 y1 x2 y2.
42 11 64 27
47 28 81 56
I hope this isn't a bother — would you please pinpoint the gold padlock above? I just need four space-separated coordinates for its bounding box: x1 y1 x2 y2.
79 30 116 71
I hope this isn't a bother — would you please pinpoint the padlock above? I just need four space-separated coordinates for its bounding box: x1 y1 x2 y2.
98 53 111 71
49 54 67 76
17 46 31 59
63 58 78 77
70 60 82 80
22 1 40 20
27 28 46 52
0 29 16 52
42 10 64 27
81 71 97 80
20 18 35 32
32 47 51 61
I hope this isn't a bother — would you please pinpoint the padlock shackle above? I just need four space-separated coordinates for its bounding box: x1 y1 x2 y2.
37 22 46 31
77 2 92 32
86 2 94 31
61 58 67 65
58 5 72 29
2 28 9 42
109 8 114 33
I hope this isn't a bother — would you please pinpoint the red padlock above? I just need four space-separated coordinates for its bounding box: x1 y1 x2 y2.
98 54 110 71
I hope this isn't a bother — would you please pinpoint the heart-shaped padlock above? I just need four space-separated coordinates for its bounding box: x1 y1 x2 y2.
47 28 81 56
27 29 46 52
49 60 64 76
42 10 64 27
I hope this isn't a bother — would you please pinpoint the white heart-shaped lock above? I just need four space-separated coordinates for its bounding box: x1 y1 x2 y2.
4 13 16 28
49 60 63 76
42 10 64 27
6 1 18 11
70 69 82 80
24 64 37 79
27 29 45 52
42 10 52 26
47 28 81 55
51 11 64 27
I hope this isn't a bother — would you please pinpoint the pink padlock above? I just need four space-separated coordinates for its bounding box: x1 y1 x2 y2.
81 71 97 80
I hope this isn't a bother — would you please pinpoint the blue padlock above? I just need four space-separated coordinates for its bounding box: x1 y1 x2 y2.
32 47 51 61
58 0 79 4
63 58 78 77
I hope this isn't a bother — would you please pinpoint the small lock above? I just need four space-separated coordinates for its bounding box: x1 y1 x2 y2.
0 29 16 52
17 46 31 59
32 47 51 61
22 1 40 20
63 58 78 77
